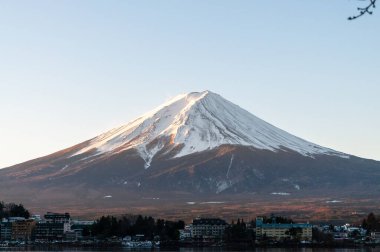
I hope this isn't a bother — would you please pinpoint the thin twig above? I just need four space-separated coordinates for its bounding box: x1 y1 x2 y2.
348 0 376 20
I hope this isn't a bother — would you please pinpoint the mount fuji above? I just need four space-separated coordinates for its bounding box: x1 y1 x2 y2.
73 91 348 167
1 91 379 220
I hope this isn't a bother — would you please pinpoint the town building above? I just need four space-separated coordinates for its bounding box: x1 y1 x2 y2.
44 212 71 224
1 217 27 241
191 218 227 240
371 232 380 243
71 219 94 239
0 221 12 241
64 229 84 241
11 219 36 241
33 222 68 241
33 212 71 242
255 217 312 242
179 225 192 241
30 215 42 222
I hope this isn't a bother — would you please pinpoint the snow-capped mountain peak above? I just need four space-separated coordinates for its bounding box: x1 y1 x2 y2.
73 91 348 168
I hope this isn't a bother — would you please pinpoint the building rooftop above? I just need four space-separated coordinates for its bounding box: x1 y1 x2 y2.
257 223 312 228
193 218 227 226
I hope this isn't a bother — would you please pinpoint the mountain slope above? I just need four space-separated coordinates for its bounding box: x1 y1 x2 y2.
72 91 348 168
0 90 379 220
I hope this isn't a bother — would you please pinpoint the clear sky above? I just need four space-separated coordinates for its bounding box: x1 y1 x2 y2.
0 0 379 168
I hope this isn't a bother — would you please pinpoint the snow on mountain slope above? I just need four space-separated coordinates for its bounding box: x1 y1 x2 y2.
73 91 348 168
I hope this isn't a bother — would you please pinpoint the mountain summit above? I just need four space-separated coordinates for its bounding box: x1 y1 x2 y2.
1 90 379 220
73 90 347 168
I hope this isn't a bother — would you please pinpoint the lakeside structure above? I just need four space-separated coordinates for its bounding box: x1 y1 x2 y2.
34 212 71 242
0 212 94 243
11 219 36 241
1 212 379 248
372 232 380 243
191 218 228 241
255 216 312 241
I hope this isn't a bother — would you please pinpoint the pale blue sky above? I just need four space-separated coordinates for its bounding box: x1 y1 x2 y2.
0 0 379 168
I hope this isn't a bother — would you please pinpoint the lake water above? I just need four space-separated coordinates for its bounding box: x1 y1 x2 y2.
1 248 380 252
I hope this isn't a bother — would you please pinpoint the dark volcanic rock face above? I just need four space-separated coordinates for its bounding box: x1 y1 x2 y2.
1 144 380 219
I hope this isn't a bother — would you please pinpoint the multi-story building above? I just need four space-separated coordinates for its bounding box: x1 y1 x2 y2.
255 217 312 242
44 212 71 224
179 225 192 241
30 215 42 222
11 219 36 241
0 221 12 241
64 229 83 241
1 217 28 241
34 222 70 242
33 212 71 242
191 218 227 240
70 220 95 240
371 232 380 243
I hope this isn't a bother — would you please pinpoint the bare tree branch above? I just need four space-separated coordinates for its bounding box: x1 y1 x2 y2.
348 0 376 20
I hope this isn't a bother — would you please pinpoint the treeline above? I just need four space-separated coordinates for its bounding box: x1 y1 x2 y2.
224 219 255 243
91 215 185 241
362 213 380 232
263 215 293 224
0 201 30 219
312 228 334 244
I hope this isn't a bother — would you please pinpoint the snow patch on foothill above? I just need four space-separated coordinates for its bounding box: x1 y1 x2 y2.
216 181 231 194
271 192 291 196
326 200 343 203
